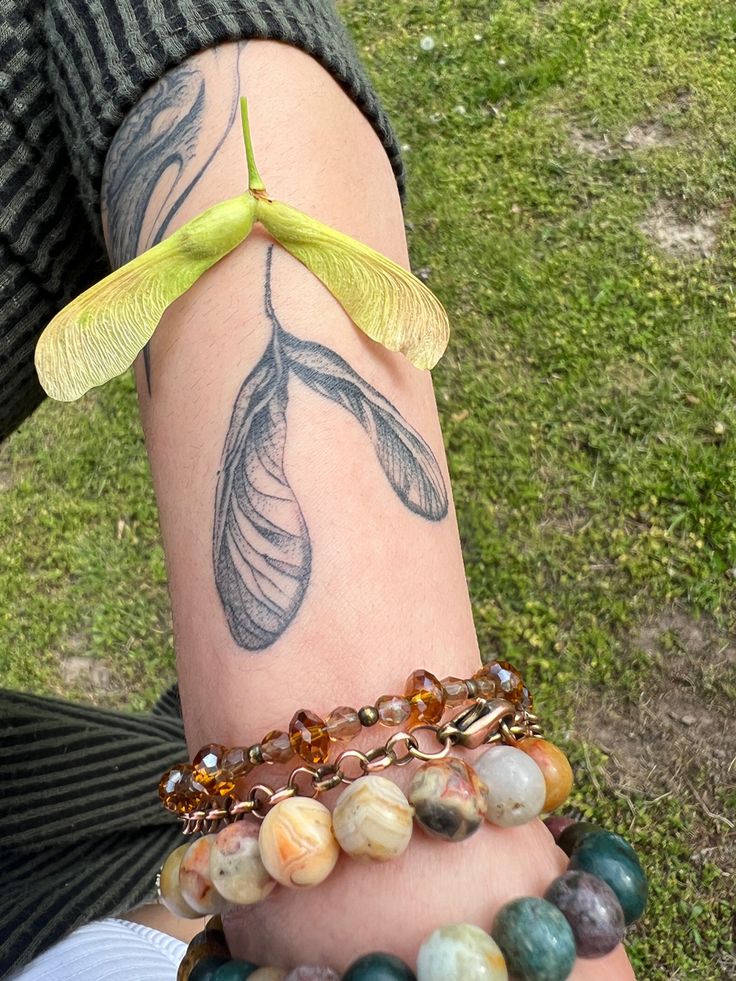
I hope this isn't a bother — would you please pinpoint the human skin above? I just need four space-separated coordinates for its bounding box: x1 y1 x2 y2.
101 39 635 979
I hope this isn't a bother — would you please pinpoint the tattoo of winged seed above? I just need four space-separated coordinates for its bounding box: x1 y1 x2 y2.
213 247 449 651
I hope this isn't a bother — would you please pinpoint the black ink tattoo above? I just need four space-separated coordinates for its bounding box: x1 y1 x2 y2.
213 248 449 651
101 44 246 393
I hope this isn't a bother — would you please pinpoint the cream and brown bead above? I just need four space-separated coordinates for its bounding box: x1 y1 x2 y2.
408 758 487 842
158 843 201 919
258 797 339 888
179 834 228 915
210 821 276 905
417 924 508 981
332 775 414 862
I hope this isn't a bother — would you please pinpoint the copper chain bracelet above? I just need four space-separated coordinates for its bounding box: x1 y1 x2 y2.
180 697 543 835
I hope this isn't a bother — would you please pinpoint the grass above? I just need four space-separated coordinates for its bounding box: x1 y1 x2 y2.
1 0 735 976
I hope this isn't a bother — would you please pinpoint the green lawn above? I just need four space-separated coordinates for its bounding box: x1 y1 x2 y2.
1 1 734 977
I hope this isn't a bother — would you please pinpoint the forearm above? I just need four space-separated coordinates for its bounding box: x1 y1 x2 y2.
102 39 479 753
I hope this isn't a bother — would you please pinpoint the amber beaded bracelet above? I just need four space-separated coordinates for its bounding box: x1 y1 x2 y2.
159 661 533 820
167 695 543 835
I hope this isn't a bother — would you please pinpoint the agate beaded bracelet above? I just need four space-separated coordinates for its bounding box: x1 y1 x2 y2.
158 701 572 911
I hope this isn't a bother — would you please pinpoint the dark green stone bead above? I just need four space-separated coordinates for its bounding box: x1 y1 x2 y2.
212 962 260 980
189 957 231 981
492 897 576 981
342 952 417 981
556 822 603 857
569 832 648 925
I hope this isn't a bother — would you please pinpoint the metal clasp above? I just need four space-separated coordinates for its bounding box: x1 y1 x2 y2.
439 698 516 749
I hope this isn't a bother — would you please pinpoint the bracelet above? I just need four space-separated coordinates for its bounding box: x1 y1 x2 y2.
159 662 533 818
157 696 571 916
174 820 648 981
174 694 544 835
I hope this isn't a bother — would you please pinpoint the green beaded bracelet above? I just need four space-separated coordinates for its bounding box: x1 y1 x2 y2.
176 820 647 981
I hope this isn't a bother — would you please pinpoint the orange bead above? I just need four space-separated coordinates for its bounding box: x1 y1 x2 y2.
212 770 236 797
289 710 330 764
404 669 446 725
474 661 526 704
262 729 294 764
518 738 574 812
159 765 205 814
192 743 226 790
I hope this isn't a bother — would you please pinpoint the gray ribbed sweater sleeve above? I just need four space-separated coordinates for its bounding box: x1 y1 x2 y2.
0 0 405 441
0 686 188 978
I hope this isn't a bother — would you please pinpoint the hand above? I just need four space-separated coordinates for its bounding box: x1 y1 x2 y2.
223 807 636 979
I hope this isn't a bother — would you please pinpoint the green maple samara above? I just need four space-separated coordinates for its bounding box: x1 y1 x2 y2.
35 100 450 402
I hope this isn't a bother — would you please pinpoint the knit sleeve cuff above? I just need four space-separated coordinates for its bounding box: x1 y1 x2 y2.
43 0 405 244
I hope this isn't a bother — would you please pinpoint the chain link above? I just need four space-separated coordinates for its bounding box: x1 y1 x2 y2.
180 701 544 833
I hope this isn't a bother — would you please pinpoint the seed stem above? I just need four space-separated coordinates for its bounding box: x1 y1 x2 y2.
240 98 266 193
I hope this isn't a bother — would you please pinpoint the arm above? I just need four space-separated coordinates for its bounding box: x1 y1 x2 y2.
102 39 634 979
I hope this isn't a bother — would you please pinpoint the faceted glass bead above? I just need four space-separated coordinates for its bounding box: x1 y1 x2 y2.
192 743 226 790
211 770 236 798
473 673 498 699
262 730 295 764
159 765 189 810
404 669 446 726
325 706 361 742
375 694 411 727
289 710 330 764
441 677 468 706
221 747 253 777
159 765 206 814
474 660 526 704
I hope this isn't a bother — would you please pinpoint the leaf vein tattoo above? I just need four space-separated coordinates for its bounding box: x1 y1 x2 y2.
213 247 449 651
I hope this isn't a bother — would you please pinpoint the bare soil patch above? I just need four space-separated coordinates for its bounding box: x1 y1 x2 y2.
640 201 721 260
569 94 689 160
574 605 735 869
570 118 679 160
58 654 119 700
